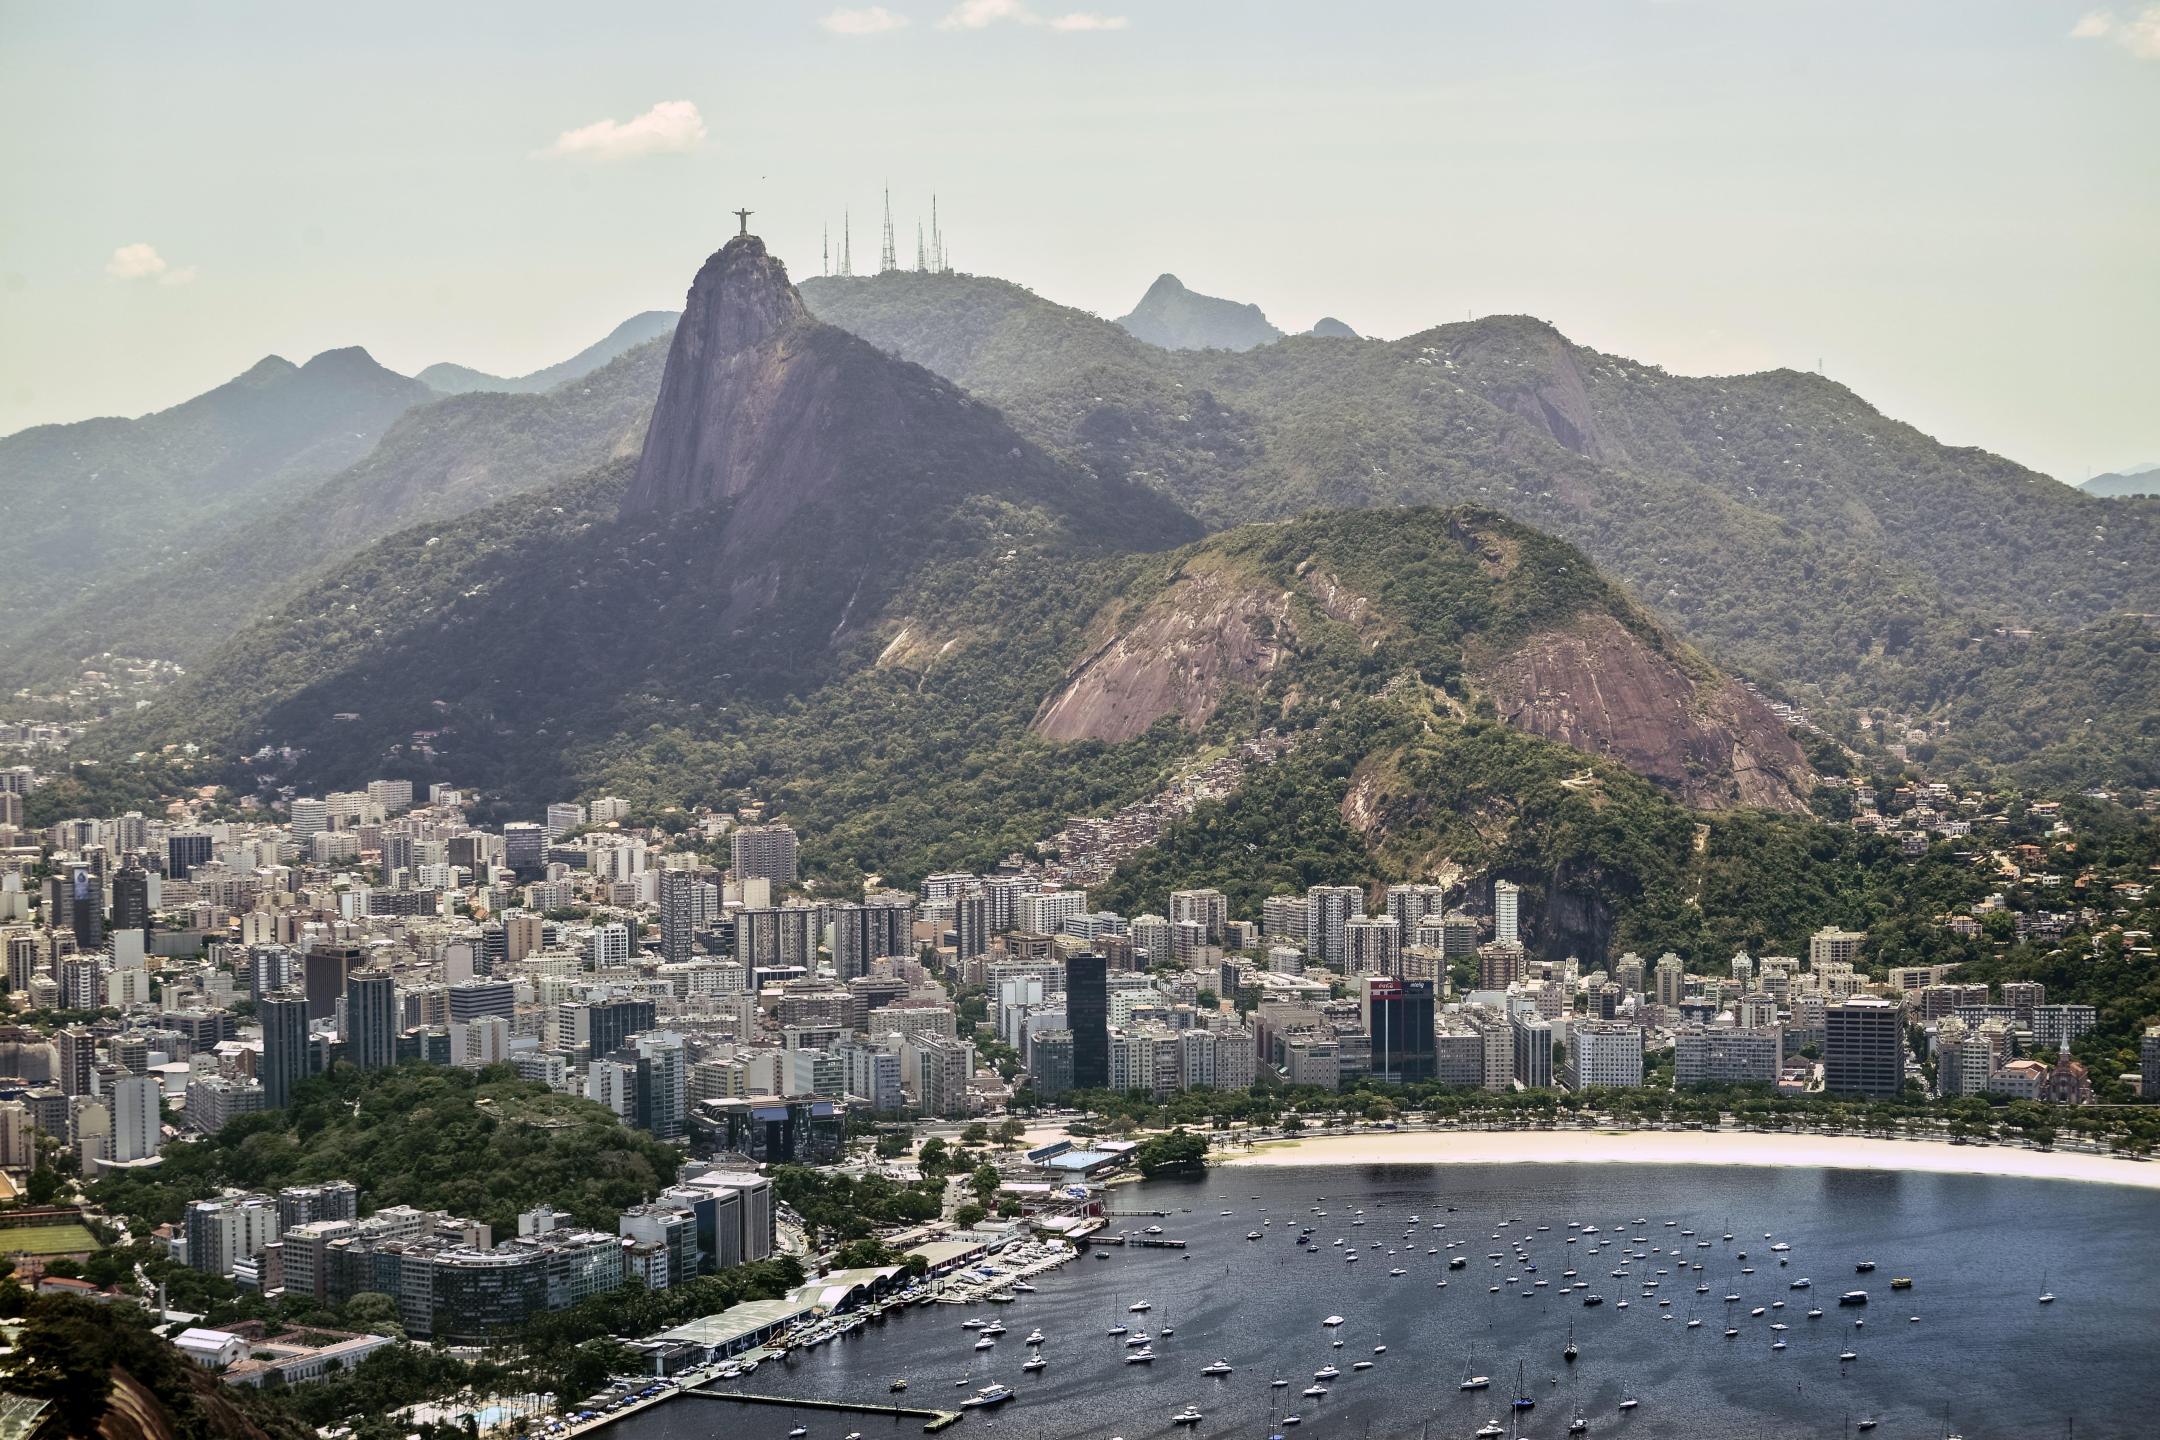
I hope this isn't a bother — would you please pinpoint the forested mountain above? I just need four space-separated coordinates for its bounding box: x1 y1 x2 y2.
417 309 678 394
107 240 1816 929
0 335 670 686
0 347 430 646
799 272 2160 788
2082 463 2160 498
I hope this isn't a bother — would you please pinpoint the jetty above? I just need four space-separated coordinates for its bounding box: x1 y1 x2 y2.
684 1389 962 1432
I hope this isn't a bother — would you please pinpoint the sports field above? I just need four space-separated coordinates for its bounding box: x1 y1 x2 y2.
0 1223 99 1256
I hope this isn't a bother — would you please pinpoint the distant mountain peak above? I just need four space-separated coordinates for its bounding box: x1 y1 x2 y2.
1307 316 1358 339
1116 272 1283 352
679 233 809 358
300 345 395 378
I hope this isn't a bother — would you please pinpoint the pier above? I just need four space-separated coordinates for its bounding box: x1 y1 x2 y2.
684 1388 963 1432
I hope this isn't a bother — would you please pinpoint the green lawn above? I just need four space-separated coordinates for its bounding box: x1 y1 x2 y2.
0 1223 99 1256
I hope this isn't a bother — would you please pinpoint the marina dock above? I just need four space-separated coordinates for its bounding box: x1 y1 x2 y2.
684 1389 963 1432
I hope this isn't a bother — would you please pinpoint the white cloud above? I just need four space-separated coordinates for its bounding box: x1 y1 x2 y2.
821 5 910 34
105 243 197 285
543 100 707 161
2070 6 2160 58
938 0 1125 31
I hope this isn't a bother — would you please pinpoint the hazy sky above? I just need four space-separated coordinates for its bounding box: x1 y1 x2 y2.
2 1 2155 481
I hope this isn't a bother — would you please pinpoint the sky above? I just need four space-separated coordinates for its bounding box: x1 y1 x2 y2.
1 0 2155 483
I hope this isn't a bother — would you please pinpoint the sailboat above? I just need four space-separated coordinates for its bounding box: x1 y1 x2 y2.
2038 1268 2056 1304
1511 1361 1536 1411
1563 1322 1578 1362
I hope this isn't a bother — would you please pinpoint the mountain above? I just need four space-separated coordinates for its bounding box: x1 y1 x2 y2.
1307 316 1359 339
799 271 2160 790
0 336 670 687
108 236 1815 932
0 348 430 644
1116 273 1284 352
417 310 678 394
2083 462 2160 498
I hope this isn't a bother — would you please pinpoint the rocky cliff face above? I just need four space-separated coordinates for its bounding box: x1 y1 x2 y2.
1034 563 1293 742
1479 612 1815 811
1116 273 1284 352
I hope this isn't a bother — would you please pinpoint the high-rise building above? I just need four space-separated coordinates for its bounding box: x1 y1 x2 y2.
260 992 312 1109
1674 1024 1782 1088
830 898 915 982
1510 1009 1552 1089
556 996 657 1060
502 823 546 879
658 869 701 966
1653 953 1686 1008
1493 879 1521 949
344 971 400 1071
1809 925 1866 973
304 943 361 1021
1823 996 1904 1097
1066 951 1109 1090
69 868 103 952
730 824 799 887
110 858 152 936
111 1073 161 1163
167 831 213 880
1567 1021 1644 1090
1384 883 1449 935
1364 978 1436 1085
1168 889 1229 944
1344 916 1401 977
1304 885 1364 970
289 798 330 839
952 891 991 961
544 803 586 841
2143 1026 2160 1102
1029 1030 1075 1100
57 1026 96 1096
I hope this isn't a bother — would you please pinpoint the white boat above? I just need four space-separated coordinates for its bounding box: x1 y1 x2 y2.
1172 1407 1204 1426
1270 1377 1289 1388
1201 1360 1233 1376
1322 1314 1345 1327
1314 1364 1340 1380
1389 1267 1407 1276
1107 1324 1128 1336
1129 1300 1152 1312
788 1429 806 1438
960 1385 1015 1409
1125 1332 1153 1347
1145 1225 1163 1236
1024 1330 1044 1345
1352 1360 1374 1371
1303 1385 1329 1398
982 1322 1006 1336
1125 1347 1156 1364
1461 1373 1492 1390
1022 1355 1046 1372
1012 1281 1037 1292
960 1317 986 1329
1247 1231 1263 1240
973 1336 996 1350
1476 1423 1505 1439
2039 1268 2055 1304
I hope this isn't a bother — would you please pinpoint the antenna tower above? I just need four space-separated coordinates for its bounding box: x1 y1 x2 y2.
822 224 830 277
916 220 926 272
841 210 853 276
931 195 943 273
880 185 897 272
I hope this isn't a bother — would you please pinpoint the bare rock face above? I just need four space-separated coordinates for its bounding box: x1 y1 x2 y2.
621 234 817 517
1480 613 1815 811
1034 566 1293 742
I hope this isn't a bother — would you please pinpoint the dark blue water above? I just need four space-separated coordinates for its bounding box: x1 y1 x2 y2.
616 1163 2160 1440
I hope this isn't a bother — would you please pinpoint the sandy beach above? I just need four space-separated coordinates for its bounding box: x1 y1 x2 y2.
1217 1127 2160 1191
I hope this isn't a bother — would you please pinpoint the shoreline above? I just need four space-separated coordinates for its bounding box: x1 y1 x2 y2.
1214 1127 2160 1190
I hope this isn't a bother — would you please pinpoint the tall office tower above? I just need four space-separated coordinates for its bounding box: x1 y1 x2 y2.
304 942 360 1020
1384 883 1449 935
545 802 586 841
69 869 103 952
289 798 330 838
557 996 658 1060
1823 996 1904 1097
953 891 991 961
1168 888 1229 944
630 1031 689 1141
110 857 152 936
659 869 701 965
830 898 915 982
260 992 311 1109
1363 978 1437 1084
1066 951 1109 1090
1493 879 1521 948
367 779 415 814
1303 885 1364 970
730 824 800 886
343 971 399 1071
502 822 546 878
167 830 214 880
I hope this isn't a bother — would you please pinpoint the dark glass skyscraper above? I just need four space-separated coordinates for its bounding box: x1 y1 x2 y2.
1364 978 1437 1085
344 971 399 1071
260 991 311 1108
111 858 152 936
1066 951 1109 1090
69 868 104 951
